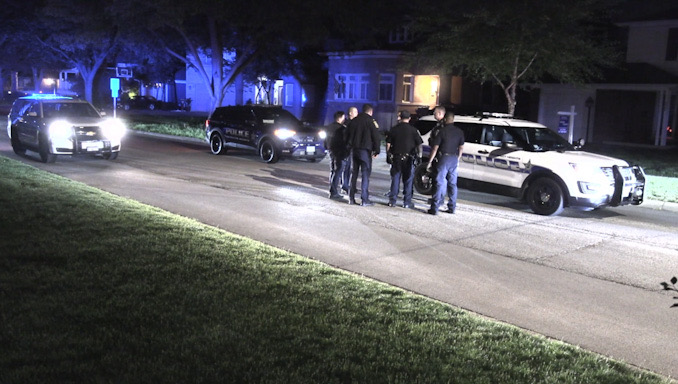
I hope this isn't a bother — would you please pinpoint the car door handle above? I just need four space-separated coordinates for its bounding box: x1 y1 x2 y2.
478 150 489 154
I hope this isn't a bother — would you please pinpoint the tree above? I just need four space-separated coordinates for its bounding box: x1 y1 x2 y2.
33 0 121 103
412 0 621 116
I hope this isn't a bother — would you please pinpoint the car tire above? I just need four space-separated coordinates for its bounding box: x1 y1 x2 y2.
148 103 155 111
103 152 119 160
10 128 26 156
526 178 564 216
209 133 228 155
259 140 280 163
38 135 56 163
414 162 435 195
124 104 131 111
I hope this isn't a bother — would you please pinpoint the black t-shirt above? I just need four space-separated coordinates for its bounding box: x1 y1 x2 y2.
386 122 423 154
430 123 465 155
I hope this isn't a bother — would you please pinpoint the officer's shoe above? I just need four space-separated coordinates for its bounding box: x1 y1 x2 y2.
403 204 415 209
361 200 375 207
387 202 396 207
348 199 357 205
329 194 344 200
427 208 438 215
445 208 455 214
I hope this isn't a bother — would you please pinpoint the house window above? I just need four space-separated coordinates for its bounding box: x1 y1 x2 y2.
402 75 413 103
389 26 412 44
666 28 678 61
378 74 394 102
335 74 369 100
284 84 293 107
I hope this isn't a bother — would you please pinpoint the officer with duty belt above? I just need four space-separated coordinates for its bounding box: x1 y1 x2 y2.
385 111 423 208
426 110 465 215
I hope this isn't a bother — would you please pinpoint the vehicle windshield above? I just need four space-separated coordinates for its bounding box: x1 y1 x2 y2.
507 126 575 152
259 108 301 127
42 102 101 118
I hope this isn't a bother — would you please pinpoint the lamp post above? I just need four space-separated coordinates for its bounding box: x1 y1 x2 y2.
585 96 594 144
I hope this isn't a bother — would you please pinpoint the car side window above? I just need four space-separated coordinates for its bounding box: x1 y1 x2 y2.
482 125 504 147
456 122 481 144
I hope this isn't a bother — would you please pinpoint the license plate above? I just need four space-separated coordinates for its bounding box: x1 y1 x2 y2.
81 141 103 152
306 146 315 154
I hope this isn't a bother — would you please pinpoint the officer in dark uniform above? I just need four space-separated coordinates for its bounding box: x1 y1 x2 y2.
346 103 381 206
325 111 348 199
385 111 423 208
427 111 465 215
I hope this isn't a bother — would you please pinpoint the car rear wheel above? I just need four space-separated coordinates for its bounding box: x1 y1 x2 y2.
259 140 280 163
10 128 26 156
210 133 228 155
526 178 564 216
148 103 155 110
38 135 56 163
414 162 434 195
103 152 119 160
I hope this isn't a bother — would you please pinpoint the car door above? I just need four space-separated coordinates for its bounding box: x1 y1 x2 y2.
455 122 482 181
472 124 529 189
15 101 41 147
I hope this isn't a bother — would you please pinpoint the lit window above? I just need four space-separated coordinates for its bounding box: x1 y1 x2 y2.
284 84 293 107
378 74 394 102
402 75 413 103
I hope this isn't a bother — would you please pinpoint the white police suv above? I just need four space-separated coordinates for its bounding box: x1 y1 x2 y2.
6 94 125 163
413 113 645 216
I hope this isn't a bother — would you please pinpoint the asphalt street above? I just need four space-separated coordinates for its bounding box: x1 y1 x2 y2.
2 131 677 379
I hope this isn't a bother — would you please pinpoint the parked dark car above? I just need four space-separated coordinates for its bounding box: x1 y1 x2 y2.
205 105 327 163
121 95 161 111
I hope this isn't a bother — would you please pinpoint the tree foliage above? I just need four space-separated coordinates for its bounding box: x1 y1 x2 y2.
412 0 622 115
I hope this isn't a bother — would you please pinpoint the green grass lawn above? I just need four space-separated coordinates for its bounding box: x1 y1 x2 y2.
0 156 670 383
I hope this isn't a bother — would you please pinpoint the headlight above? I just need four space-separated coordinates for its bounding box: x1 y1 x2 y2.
569 162 606 179
48 120 74 140
318 130 327 140
101 119 126 141
274 128 296 140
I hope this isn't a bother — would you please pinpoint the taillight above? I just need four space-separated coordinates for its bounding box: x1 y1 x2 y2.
205 119 210 128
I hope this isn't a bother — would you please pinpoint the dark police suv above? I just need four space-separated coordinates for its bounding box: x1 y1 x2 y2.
205 105 327 163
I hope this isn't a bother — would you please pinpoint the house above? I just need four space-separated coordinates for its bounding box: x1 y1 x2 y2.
323 50 466 132
536 10 678 147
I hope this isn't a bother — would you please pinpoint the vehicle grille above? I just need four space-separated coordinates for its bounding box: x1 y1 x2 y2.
74 126 103 141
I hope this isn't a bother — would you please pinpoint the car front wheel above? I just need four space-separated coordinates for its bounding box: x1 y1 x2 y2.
10 128 26 156
414 162 435 195
210 133 228 155
38 135 56 163
103 152 119 160
526 178 564 216
259 140 280 163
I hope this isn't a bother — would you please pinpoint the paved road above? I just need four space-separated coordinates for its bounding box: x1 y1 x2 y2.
2 132 677 379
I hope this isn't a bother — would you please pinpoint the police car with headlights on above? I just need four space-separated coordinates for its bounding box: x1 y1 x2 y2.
6 94 125 163
206 105 327 163
413 113 645 216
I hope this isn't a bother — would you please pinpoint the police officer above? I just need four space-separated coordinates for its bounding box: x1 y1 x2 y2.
385 111 423 208
325 111 348 199
341 106 358 194
346 103 381 206
427 110 464 215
